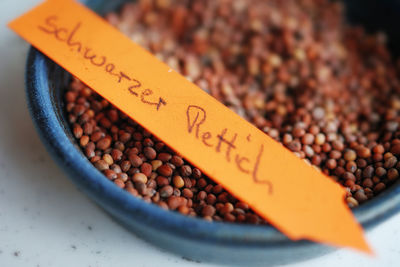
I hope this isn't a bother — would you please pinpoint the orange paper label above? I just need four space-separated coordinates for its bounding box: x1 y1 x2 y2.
9 0 371 252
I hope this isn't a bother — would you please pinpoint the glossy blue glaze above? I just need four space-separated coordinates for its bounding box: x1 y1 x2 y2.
25 0 400 265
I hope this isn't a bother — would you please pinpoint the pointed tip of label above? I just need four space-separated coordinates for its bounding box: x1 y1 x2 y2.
354 237 374 256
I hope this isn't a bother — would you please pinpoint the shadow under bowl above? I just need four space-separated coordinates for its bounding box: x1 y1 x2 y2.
25 0 400 265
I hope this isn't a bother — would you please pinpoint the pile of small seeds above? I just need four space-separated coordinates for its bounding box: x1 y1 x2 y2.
65 0 400 224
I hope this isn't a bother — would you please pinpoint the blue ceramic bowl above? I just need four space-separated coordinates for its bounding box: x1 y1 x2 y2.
25 0 400 265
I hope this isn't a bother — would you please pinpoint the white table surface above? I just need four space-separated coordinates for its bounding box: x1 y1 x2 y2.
1 1 400 266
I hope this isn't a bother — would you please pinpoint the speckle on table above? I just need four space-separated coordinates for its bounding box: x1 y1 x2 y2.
181 256 201 263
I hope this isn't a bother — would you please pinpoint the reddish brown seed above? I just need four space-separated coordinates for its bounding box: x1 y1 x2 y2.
91 131 104 142
65 91 78 102
315 133 326 145
387 168 399 181
160 185 174 198
104 169 117 180
80 135 89 147
171 155 184 167
362 178 374 188
332 141 344 151
288 141 301 152
373 144 385 154
384 152 394 161
114 178 125 188
384 156 397 169
356 159 367 168
132 132 143 141
133 172 148 184
344 149 357 161
173 175 185 188
83 122 94 135
326 159 337 169
223 213 235 222
111 149 123 161
102 154 114 165
118 131 131 143
206 194 217 205
217 192 229 203
94 160 109 171
156 176 169 187
73 124 83 139
334 166 345 177
375 167 387 177
197 191 207 201
117 173 128 182
151 160 163 171
129 154 143 167
173 188 181 196
372 176 381 184
114 141 125 151
302 133 314 145
192 168 202 179
99 117 112 128
212 185 223 194
142 137 154 146
345 161 357 173
182 188 193 198
235 202 249 210
157 164 173 176
178 205 190 215
110 163 122 174
357 147 371 158
374 182 386 193
143 147 157 160
362 166 374 178
201 205 216 217
310 154 320 165
329 150 341 159
140 162 153 177
197 178 207 188
151 192 160 202
168 196 185 210
120 160 131 172
157 152 172 162
135 182 147 195
147 179 157 189
344 179 355 188
246 214 260 224
183 177 193 188
343 172 356 182
322 143 331 153
180 165 192 176
293 128 305 138
346 197 359 208
354 190 368 203
390 144 400 155
90 156 101 163
283 133 293 144
220 203 234 214
73 105 85 116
